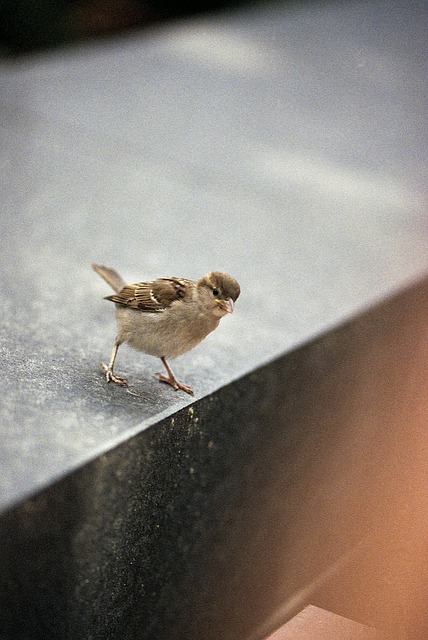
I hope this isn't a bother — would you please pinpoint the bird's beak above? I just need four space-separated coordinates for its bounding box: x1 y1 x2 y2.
216 298 234 314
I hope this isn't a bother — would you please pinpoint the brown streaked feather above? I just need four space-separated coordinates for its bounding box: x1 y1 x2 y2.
105 277 194 312
152 277 193 304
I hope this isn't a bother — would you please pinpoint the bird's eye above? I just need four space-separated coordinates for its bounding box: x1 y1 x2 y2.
212 287 219 297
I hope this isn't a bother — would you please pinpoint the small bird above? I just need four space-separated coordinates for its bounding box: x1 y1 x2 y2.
92 264 240 395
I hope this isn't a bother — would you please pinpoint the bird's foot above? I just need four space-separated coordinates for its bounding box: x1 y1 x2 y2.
155 373 194 396
100 362 128 386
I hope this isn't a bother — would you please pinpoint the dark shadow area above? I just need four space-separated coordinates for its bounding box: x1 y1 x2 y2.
0 0 260 54
1 277 428 639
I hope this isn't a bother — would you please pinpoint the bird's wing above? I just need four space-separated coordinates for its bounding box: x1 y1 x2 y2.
105 277 193 312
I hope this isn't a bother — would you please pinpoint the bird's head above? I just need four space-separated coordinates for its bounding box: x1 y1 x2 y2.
196 271 241 317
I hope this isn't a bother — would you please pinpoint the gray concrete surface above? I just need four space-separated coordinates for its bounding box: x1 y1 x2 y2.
0 0 427 513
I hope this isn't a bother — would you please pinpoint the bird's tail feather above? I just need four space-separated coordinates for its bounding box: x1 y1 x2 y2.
92 263 126 293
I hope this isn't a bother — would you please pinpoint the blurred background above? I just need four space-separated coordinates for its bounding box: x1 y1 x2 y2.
0 0 262 54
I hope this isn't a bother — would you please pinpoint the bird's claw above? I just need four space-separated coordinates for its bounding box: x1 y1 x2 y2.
155 373 194 396
100 362 128 386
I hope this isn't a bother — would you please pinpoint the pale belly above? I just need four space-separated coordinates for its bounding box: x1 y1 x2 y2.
115 305 220 359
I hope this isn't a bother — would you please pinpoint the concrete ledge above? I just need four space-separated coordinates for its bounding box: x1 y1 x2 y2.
1 279 428 639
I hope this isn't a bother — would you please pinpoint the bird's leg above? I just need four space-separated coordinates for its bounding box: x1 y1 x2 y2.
100 340 128 386
156 357 194 396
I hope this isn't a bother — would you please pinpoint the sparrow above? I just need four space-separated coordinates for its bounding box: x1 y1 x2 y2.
92 264 240 396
